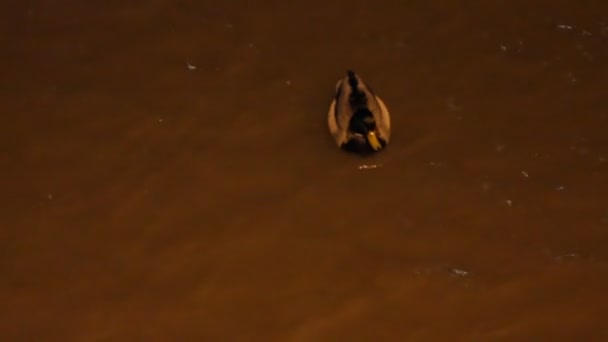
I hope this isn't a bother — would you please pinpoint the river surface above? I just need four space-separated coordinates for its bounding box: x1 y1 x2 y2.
2 0 608 340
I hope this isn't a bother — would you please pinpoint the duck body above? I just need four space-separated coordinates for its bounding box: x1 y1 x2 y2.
328 70 391 154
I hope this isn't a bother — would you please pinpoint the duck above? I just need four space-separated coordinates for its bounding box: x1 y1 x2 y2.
327 70 391 154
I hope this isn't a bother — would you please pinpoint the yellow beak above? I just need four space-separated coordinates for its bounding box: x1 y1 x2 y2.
367 131 382 151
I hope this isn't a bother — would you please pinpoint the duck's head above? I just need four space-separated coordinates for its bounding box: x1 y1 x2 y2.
342 109 386 154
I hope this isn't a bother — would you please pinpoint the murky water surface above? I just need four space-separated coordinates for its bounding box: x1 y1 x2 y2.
2 0 608 340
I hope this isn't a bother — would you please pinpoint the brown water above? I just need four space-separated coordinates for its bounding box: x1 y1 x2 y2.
2 0 608 340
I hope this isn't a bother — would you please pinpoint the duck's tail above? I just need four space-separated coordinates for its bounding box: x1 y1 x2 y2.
346 70 367 108
347 70 357 88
